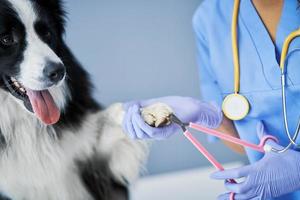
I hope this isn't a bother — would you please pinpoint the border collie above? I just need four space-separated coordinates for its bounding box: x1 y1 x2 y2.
0 0 170 199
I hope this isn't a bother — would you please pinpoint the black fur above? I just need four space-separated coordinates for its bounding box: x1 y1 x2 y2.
0 194 11 200
0 0 102 130
33 0 102 130
30 0 66 36
0 0 127 199
78 155 129 200
0 1 26 77
54 43 101 131
31 1 125 199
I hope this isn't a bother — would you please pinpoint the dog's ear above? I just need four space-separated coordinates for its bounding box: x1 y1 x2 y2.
34 0 67 35
50 0 67 35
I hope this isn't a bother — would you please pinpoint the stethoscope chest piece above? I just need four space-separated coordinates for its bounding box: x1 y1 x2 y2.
222 93 250 121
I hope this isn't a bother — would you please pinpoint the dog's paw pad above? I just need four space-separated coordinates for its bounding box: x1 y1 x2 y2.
141 103 173 127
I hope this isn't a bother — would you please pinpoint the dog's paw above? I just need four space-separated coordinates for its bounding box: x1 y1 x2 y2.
140 103 173 127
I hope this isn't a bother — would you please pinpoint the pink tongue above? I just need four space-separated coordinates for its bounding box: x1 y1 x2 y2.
26 89 60 125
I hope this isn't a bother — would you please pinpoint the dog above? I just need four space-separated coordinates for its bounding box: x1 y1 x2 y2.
0 0 174 199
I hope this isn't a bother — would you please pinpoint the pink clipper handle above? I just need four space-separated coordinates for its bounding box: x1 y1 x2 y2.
183 130 236 184
189 123 278 153
230 192 235 200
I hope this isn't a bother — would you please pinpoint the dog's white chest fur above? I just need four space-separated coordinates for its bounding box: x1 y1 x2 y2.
0 138 91 200
0 92 148 200
0 93 93 200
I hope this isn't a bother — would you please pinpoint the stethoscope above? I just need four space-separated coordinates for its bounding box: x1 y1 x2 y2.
222 0 300 153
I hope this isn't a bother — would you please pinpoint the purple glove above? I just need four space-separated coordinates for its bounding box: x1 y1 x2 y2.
211 122 300 200
122 96 223 139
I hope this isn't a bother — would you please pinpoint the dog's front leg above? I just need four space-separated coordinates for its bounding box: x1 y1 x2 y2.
96 103 149 185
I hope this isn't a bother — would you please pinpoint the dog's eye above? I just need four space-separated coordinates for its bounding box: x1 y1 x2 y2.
34 21 53 43
43 30 52 40
39 30 52 43
0 34 16 46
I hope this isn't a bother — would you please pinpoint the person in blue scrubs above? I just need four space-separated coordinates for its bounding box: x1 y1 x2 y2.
123 0 300 199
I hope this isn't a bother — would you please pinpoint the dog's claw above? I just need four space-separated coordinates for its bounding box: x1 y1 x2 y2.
141 103 173 127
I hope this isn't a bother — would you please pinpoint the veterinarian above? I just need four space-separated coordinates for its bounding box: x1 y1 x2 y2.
123 0 300 200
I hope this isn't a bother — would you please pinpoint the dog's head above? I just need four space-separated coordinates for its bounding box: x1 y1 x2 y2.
0 0 69 125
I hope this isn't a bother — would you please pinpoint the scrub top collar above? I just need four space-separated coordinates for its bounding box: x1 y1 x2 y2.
239 0 300 89
276 0 300 54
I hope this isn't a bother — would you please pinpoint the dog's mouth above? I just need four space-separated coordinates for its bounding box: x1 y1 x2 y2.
3 76 60 125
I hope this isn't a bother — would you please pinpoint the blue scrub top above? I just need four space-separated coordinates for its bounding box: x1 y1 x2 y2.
193 0 300 199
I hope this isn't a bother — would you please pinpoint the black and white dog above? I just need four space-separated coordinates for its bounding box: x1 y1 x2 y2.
0 0 172 199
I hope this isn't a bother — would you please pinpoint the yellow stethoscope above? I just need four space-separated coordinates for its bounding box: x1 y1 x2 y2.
222 0 300 153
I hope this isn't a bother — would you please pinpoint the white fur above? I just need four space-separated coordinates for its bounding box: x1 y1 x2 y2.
0 1 161 200
10 80 70 114
6 0 68 113
0 90 148 200
48 81 71 111
97 104 149 183
7 0 64 90
0 90 92 200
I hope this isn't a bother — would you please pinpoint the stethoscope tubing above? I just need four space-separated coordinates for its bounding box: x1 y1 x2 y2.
272 73 300 153
230 0 300 153
271 29 300 153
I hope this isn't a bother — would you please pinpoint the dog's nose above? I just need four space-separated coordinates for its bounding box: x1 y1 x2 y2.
43 61 66 84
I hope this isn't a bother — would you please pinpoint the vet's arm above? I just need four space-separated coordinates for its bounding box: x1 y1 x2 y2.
216 116 245 154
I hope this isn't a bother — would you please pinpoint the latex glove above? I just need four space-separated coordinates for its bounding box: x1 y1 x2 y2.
122 96 223 139
211 122 300 200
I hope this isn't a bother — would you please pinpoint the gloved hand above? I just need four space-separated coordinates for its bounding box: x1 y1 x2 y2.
122 96 223 139
211 122 300 200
